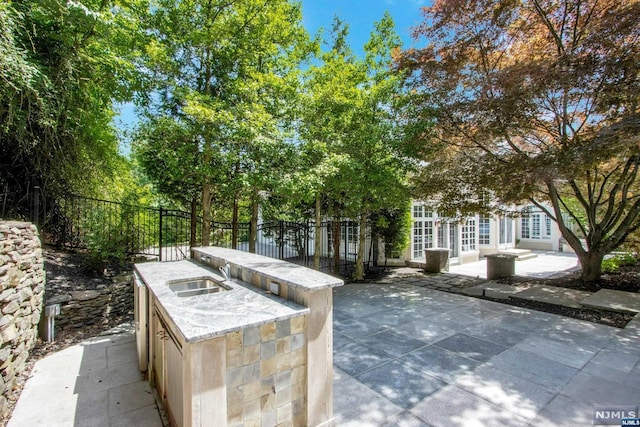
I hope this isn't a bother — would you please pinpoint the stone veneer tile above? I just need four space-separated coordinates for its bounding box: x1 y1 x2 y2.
291 316 305 334
261 410 277 426
260 358 277 378
228 385 243 402
227 348 242 368
292 398 305 417
261 376 275 395
243 398 260 420
227 331 242 350
280 284 289 300
261 340 276 360
251 274 261 288
243 362 260 383
277 403 292 424
228 401 243 425
276 387 292 406
260 323 276 342
292 366 305 385
277 336 291 354
291 333 304 351
241 268 250 282
243 381 260 403
293 414 306 427
291 380 304 401
243 327 260 346
276 371 292 392
277 319 291 338
243 344 260 364
226 316 306 426
228 367 243 388
260 392 276 411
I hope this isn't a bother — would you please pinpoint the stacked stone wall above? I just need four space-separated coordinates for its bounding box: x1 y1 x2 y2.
47 273 133 331
0 221 45 416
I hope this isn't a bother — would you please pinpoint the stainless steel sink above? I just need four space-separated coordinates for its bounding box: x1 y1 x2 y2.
166 277 231 298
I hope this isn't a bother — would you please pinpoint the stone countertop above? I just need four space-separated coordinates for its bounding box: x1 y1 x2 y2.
192 247 344 291
134 260 309 343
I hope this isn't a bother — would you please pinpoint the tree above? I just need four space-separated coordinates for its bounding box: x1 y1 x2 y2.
0 0 144 217
136 0 309 247
299 14 411 280
396 0 640 282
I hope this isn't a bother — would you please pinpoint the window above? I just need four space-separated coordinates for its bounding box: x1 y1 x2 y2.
521 216 530 239
413 220 423 259
461 218 476 252
545 216 552 237
499 217 513 244
520 209 552 240
479 218 491 245
532 215 541 238
412 203 435 259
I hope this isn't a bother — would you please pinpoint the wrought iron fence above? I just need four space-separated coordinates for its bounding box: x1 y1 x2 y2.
36 191 373 277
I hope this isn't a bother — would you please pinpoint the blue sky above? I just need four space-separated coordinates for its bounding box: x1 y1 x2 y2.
301 0 428 54
115 0 428 134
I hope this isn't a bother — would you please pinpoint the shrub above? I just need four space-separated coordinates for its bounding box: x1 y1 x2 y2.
601 253 637 274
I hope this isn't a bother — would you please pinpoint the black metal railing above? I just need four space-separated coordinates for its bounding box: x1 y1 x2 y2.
33 191 373 277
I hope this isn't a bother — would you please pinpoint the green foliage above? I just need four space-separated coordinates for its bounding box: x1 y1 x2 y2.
134 0 312 234
601 253 638 274
397 0 640 281
371 202 412 259
81 188 156 273
0 0 146 217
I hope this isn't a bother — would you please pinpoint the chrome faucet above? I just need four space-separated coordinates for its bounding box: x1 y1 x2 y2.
219 262 231 280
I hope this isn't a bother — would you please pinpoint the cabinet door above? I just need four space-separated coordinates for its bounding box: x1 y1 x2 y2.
153 315 165 397
165 336 183 426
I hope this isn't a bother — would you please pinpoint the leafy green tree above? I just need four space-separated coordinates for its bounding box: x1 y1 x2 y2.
0 0 144 217
397 0 640 282
299 14 411 279
135 0 310 247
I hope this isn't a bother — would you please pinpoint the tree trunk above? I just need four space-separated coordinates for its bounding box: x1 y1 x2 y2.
202 183 212 246
190 195 197 248
577 250 605 284
332 204 341 275
232 194 239 249
314 194 321 270
353 211 367 281
249 197 258 253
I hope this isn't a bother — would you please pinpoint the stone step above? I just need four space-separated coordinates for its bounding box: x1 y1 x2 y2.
499 249 538 261
509 284 592 308
581 289 640 314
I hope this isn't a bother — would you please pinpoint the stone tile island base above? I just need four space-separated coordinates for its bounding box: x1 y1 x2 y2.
135 246 342 427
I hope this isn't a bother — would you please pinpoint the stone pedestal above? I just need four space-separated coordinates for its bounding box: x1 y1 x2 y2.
424 248 450 273
486 254 517 280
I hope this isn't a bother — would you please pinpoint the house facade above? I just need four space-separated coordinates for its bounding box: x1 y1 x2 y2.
399 201 563 266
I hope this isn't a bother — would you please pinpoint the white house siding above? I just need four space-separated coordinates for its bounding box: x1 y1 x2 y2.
406 202 483 265
479 215 517 257
516 206 562 252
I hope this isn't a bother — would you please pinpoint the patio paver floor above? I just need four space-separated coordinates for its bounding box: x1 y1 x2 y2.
333 280 640 426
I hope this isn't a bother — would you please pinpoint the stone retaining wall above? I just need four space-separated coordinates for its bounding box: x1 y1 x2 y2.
47 273 133 331
0 221 45 416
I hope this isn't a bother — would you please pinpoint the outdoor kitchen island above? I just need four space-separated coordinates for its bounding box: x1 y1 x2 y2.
134 246 343 427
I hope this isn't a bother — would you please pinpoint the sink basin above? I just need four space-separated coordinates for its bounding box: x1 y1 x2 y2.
166 277 231 298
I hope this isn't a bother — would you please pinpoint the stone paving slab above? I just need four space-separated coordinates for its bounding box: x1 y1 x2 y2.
581 289 640 314
458 282 524 300
510 285 592 308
